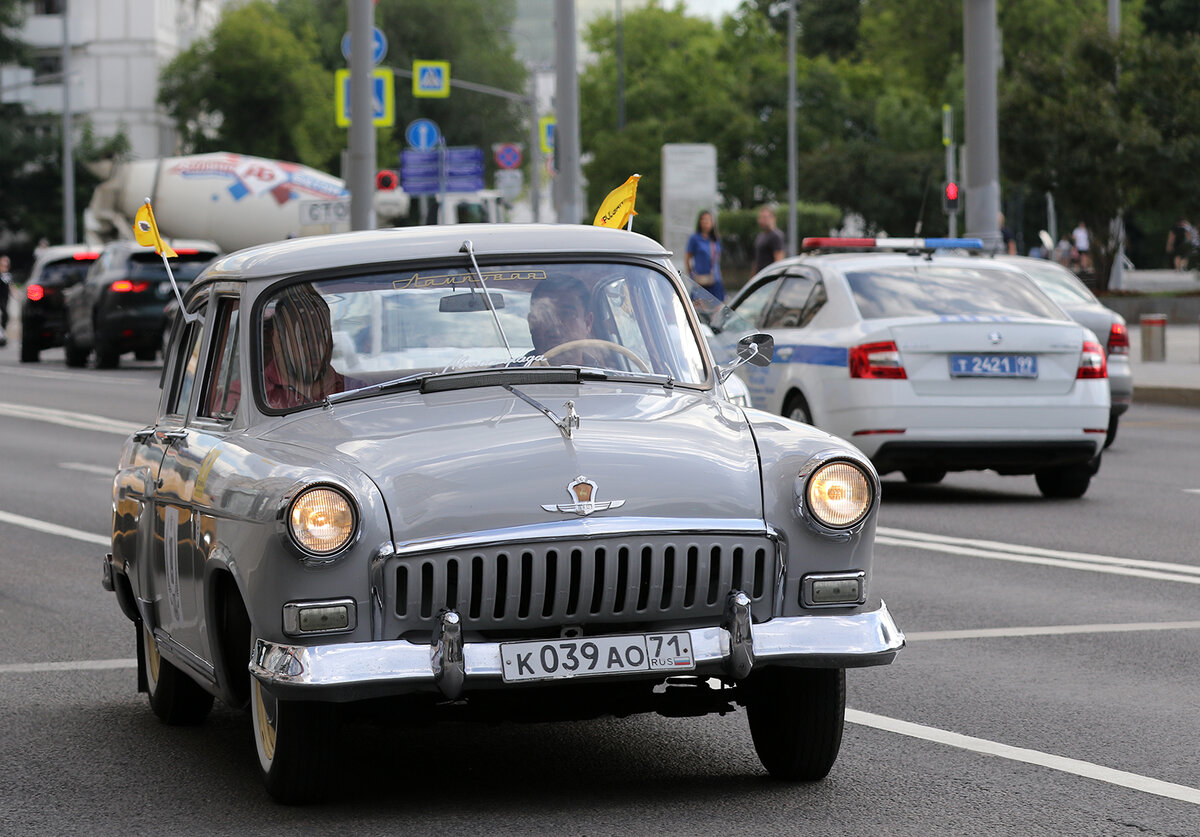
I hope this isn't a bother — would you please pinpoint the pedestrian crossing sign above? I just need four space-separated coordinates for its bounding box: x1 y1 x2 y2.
413 60 450 98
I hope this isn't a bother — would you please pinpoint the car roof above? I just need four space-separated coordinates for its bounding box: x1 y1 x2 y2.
198 224 672 287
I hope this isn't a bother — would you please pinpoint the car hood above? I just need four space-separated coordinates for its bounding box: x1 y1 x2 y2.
259 384 764 545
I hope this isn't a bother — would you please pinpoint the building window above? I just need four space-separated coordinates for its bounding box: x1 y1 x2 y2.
33 1 67 14
33 54 62 85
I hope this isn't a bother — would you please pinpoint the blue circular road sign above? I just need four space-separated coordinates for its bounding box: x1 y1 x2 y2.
405 118 441 151
341 27 388 65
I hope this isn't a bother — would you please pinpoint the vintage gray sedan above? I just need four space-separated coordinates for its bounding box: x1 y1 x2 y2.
103 224 904 803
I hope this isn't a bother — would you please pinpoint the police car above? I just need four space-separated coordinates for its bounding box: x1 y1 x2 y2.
728 238 1110 498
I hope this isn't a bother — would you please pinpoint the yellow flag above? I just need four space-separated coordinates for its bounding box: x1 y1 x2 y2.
133 201 177 258
593 174 640 229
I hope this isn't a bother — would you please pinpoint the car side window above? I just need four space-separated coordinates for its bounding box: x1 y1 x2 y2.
731 278 781 328
764 275 821 329
166 313 206 419
198 298 241 421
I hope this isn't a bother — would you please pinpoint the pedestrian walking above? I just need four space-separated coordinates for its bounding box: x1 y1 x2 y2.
1072 221 1091 272
753 206 785 275
0 254 13 347
685 210 725 300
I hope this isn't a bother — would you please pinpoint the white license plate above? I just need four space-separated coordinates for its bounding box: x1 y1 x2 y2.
500 632 695 683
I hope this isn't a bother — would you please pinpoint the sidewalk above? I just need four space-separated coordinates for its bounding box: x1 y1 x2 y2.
1128 324 1200 407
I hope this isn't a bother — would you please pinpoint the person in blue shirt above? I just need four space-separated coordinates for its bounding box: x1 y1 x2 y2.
685 210 724 301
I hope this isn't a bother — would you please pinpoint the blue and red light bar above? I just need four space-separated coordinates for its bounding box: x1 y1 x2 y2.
801 237 984 252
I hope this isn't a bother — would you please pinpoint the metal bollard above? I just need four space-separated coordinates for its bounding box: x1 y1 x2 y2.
1140 314 1167 362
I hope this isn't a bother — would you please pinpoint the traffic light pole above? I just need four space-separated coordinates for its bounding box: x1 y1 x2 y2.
943 104 957 238
963 0 1001 250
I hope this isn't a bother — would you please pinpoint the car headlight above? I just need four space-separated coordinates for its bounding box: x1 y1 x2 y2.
288 486 357 556
805 461 872 529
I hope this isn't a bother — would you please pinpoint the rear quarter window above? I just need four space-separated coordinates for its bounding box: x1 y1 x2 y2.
846 266 1064 321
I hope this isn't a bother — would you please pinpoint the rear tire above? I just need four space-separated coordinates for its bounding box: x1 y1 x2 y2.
252 676 338 804
142 625 214 725
64 333 88 368
745 667 845 781
1035 464 1093 498
20 338 39 363
94 334 120 369
1104 413 1119 449
782 393 813 426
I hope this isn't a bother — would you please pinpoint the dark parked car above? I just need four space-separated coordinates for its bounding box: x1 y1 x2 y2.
19 244 100 363
63 239 220 368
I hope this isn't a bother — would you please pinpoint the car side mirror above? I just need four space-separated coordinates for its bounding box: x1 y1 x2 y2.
717 333 774 383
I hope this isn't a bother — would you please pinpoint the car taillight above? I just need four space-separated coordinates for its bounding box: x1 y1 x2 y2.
26 284 44 302
1107 322 1129 355
111 280 150 293
849 341 906 379
1077 339 1107 379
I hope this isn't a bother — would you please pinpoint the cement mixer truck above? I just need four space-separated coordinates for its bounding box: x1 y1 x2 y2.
84 152 411 254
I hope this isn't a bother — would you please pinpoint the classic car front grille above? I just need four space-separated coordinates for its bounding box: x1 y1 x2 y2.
387 536 775 635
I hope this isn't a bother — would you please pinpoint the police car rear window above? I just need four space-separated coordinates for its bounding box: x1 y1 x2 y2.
846 266 1063 321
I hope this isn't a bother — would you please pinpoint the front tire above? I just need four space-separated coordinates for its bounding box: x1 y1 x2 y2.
142 625 214 725
251 676 338 804
745 667 845 781
1035 463 1093 498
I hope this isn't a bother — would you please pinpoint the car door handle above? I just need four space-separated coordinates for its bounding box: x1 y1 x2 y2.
131 428 156 442
155 429 187 442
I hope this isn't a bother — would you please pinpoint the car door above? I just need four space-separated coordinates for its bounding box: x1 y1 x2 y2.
145 295 211 667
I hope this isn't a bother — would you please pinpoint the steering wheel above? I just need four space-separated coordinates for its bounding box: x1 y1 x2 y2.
541 339 651 373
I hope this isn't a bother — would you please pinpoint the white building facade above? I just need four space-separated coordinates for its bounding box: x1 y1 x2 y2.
1 0 226 159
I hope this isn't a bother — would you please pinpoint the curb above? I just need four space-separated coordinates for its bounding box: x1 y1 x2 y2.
1133 385 1200 408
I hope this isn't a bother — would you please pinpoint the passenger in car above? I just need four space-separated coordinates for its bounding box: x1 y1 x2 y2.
263 284 346 408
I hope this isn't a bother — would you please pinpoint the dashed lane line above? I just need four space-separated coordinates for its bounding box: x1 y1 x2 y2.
878 526 1200 585
0 510 110 546
905 621 1200 642
848 709 1200 806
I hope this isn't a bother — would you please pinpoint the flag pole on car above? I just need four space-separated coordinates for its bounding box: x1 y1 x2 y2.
133 198 199 323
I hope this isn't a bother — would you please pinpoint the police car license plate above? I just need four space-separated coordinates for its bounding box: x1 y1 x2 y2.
949 354 1037 378
500 632 695 683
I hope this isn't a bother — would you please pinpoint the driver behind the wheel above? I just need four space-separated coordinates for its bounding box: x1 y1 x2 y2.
527 275 597 366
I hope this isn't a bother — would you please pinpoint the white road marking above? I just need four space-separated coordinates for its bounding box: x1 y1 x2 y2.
1183 489 1200 495
878 526 1200 585
906 621 1200 642
0 659 136 674
847 709 1200 806
0 366 140 386
59 462 114 476
0 401 141 436
0 510 110 546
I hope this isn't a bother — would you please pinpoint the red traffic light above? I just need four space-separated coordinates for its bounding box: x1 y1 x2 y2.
945 182 959 201
942 181 960 213
375 170 398 191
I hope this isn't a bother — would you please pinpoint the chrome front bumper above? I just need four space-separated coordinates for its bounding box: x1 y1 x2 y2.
251 598 905 702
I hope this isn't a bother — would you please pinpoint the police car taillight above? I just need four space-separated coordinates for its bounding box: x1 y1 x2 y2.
1077 340 1107 379
850 341 906 379
1107 322 1129 355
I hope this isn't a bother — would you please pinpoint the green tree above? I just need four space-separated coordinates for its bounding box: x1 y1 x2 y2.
158 1 341 170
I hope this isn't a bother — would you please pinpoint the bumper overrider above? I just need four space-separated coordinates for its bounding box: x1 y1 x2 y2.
250 594 905 702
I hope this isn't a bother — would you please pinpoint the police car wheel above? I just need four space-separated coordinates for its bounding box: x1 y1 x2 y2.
783 394 813 426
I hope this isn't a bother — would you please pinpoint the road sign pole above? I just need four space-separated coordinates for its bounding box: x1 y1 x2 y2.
348 0 375 230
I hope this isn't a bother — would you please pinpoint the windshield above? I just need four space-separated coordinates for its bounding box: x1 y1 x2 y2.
257 262 709 410
846 265 1065 321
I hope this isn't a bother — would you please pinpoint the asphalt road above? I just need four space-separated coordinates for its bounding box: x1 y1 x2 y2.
1 351 1197 836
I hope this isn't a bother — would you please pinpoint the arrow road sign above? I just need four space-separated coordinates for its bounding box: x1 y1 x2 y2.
340 27 388 65
405 118 441 151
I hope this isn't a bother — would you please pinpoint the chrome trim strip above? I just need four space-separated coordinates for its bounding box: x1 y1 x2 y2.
393 517 770 558
250 601 905 699
152 628 216 683
369 541 395 641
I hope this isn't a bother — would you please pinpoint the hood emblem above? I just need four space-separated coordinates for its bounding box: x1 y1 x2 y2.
541 476 625 516
988 331 1003 345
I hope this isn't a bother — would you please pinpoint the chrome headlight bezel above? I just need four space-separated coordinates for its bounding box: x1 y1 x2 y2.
794 452 878 539
278 480 361 565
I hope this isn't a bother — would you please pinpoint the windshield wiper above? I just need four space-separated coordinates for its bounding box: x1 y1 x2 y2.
324 371 435 406
460 239 515 363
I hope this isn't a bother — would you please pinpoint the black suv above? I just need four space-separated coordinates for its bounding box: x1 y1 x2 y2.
63 239 220 368
20 245 101 363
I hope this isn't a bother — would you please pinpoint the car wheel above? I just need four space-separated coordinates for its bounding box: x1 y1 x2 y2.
134 346 157 362
1104 413 1118 449
94 334 120 369
63 333 89 368
902 468 946 484
251 675 338 804
1035 464 1092 499
142 624 214 725
20 338 39 363
783 393 813 425
745 667 845 781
